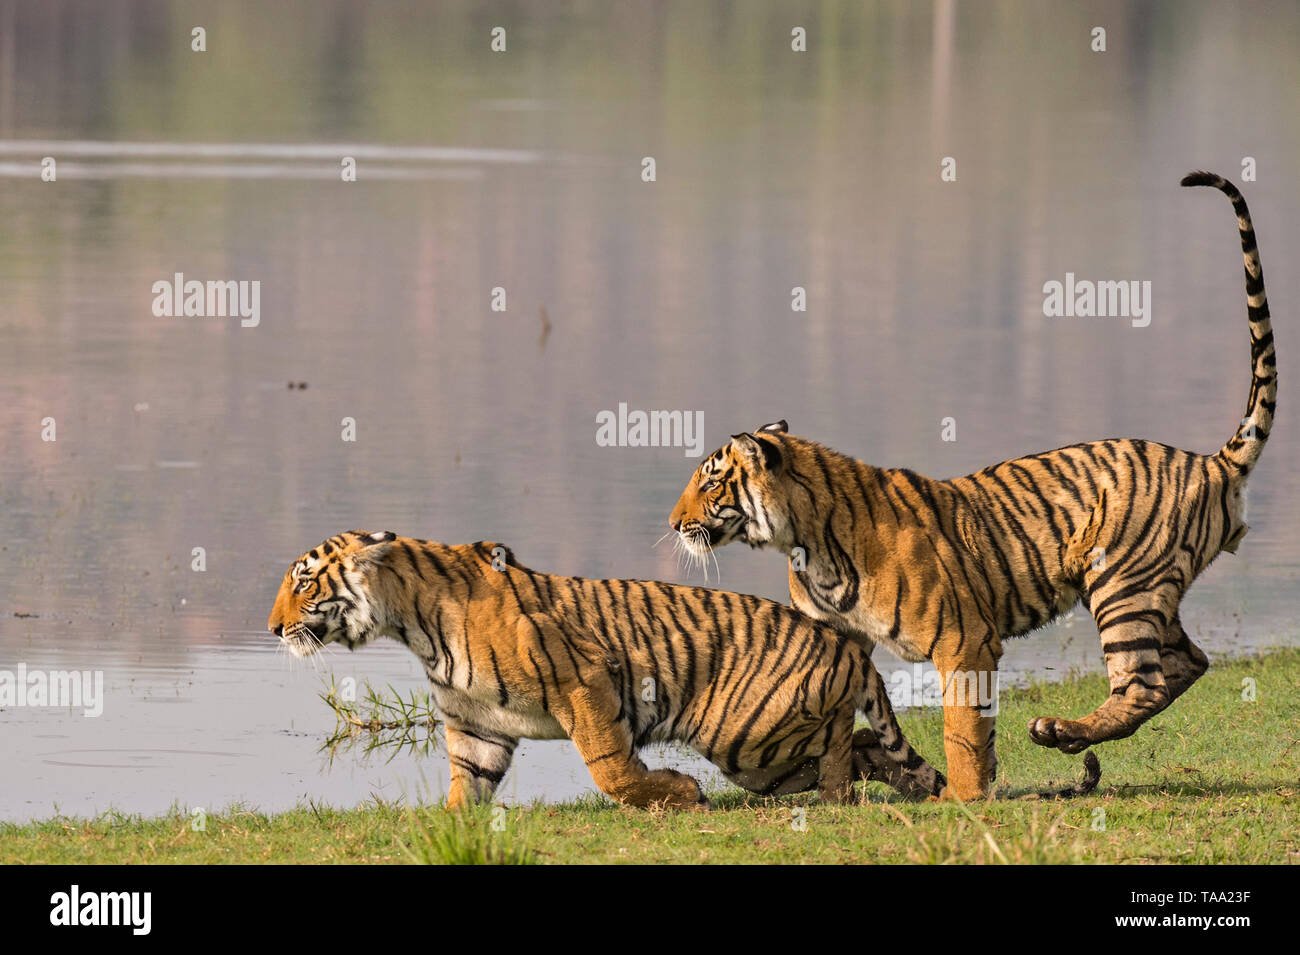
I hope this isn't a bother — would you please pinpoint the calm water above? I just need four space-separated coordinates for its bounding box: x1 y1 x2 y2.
1 1 1297 822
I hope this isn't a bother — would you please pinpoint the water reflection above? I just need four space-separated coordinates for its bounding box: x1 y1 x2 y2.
1 0 1296 821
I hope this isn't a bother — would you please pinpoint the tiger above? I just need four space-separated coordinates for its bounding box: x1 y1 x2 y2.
267 530 946 809
669 172 1274 800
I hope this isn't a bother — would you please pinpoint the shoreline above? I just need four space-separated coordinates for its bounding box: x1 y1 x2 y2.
4 647 1297 863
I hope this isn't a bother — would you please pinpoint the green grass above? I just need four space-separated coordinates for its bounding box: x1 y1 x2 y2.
3 648 1297 864
402 804 539 865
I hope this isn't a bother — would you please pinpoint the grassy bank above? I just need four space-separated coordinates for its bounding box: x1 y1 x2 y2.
4 648 1298 864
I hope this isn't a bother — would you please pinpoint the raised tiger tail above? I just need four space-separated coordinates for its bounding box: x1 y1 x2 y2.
1181 171 1276 476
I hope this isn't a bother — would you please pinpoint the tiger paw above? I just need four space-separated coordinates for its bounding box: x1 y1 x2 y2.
934 783 984 802
648 769 711 811
677 788 712 812
1028 716 1091 753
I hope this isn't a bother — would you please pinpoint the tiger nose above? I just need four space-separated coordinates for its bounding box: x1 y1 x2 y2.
270 624 284 637
670 517 682 532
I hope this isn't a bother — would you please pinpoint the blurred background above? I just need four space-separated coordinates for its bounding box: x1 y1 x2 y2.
0 0 1296 820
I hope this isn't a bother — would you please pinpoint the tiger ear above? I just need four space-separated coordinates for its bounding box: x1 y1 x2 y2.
344 530 396 546
729 432 783 473
347 531 397 568
756 419 788 434
474 541 517 569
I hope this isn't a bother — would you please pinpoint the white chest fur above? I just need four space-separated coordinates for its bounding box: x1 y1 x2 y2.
429 684 567 741
789 586 927 663
790 551 930 663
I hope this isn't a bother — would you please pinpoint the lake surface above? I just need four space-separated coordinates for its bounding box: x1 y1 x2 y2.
1 1 1297 822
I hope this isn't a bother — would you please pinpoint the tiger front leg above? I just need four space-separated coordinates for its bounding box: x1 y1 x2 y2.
933 640 1001 800
444 724 518 809
937 703 996 800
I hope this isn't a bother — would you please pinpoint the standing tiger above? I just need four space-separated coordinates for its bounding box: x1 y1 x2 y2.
669 172 1274 800
267 530 946 809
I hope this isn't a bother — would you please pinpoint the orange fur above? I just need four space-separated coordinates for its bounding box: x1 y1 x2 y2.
268 531 944 809
670 173 1273 798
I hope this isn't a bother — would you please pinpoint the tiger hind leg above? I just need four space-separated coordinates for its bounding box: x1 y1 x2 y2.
1160 615 1210 703
520 613 709 810
851 729 946 799
1029 590 1173 753
566 686 710 810
852 665 946 798
983 723 998 790
816 708 856 804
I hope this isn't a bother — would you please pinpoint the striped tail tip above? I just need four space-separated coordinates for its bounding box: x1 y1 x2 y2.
1180 170 1222 188
1180 171 1244 203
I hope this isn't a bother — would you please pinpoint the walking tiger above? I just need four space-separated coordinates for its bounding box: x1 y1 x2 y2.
268 531 946 808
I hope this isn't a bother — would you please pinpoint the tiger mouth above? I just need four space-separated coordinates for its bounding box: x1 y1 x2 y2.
281 623 324 658
680 517 743 553
281 636 317 658
709 521 741 545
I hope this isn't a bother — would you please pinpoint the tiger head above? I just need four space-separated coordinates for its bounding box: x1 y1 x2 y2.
267 530 398 657
668 420 794 565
